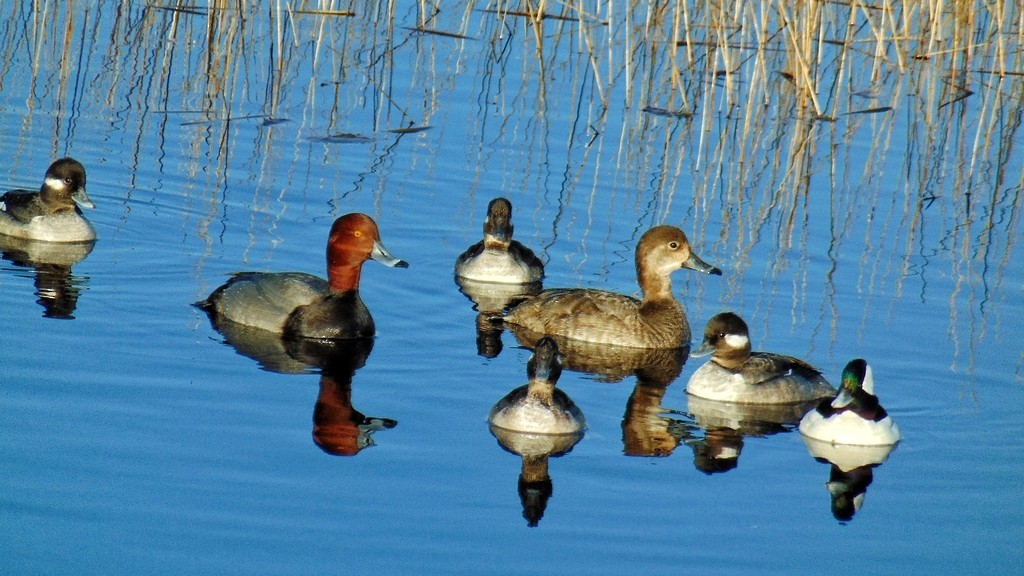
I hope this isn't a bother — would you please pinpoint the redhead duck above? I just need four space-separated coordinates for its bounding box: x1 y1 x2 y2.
799 359 901 446
197 213 407 340
455 197 543 284
686 312 835 404
488 337 586 435
501 225 721 349
0 158 96 242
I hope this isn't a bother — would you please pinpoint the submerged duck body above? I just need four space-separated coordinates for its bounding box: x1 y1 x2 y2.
686 312 835 404
0 157 96 242
197 213 407 340
799 359 901 446
488 337 586 435
502 225 721 349
455 197 543 284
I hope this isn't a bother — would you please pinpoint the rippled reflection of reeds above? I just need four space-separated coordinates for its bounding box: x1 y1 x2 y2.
1 1 1020 375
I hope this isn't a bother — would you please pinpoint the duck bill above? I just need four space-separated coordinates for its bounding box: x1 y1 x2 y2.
72 188 96 210
690 339 715 357
370 240 409 268
831 388 854 409
682 252 721 275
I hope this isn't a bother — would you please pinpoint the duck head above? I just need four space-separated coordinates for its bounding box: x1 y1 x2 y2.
326 213 408 291
527 336 562 384
691 311 752 370
832 358 874 408
42 157 94 211
635 226 721 297
483 197 514 246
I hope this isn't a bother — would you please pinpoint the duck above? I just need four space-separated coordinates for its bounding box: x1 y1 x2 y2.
501 225 721 349
799 358 901 446
0 157 96 242
488 337 586 435
455 197 544 284
686 312 835 404
196 213 408 340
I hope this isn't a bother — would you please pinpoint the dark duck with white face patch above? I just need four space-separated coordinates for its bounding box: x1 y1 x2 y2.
0 157 96 242
800 358 901 446
686 312 836 404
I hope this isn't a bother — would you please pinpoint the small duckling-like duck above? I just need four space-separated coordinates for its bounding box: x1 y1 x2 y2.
488 337 586 435
686 312 835 404
455 197 543 284
502 225 721 349
197 213 407 340
0 157 96 242
799 359 901 446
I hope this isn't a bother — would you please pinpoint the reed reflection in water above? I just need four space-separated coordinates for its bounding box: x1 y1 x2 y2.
3 1 1016 334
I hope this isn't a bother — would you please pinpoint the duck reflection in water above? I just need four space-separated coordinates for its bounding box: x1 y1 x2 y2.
455 197 544 358
684 395 819 474
801 437 897 522
456 277 541 358
0 235 95 318
489 426 583 527
303 338 398 456
508 326 692 458
798 359 900 520
488 338 585 526
620 354 693 458
195 315 397 456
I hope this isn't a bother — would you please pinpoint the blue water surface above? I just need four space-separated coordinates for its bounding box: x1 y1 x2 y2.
1 2 1022 575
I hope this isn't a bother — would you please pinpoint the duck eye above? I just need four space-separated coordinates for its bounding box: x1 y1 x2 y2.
353 230 363 237
668 241 679 250
63 177 73 185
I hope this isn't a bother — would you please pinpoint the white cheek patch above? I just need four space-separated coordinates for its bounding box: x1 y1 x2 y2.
861 365 875 394
724 334 749 349
45 176 66 190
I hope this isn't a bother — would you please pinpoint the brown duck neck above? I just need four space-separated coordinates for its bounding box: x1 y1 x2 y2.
636 264 675 303
327 246 363 292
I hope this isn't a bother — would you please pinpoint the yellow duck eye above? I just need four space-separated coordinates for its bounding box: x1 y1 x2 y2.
353 230 363 237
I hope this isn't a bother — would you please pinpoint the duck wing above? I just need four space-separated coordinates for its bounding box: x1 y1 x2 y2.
507 240 544 272
454 240 485 265
740 352 824 386
0 191 45 223
504 288 650 345
508 288 640 322
198 272 329 332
